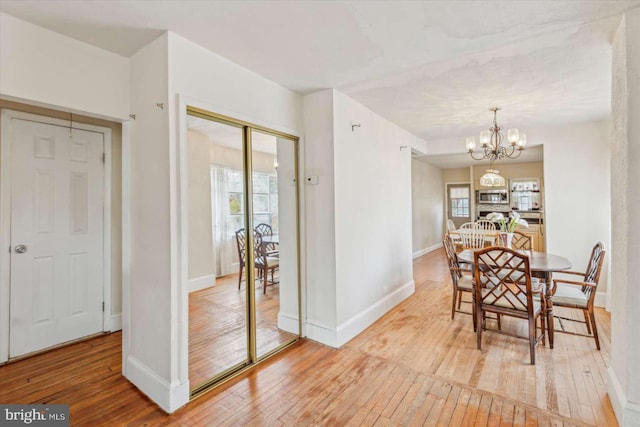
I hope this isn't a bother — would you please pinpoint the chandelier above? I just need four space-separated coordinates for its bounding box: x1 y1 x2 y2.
466 107 527 161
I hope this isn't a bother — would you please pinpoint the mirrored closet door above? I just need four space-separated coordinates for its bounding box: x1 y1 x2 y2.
186 108 300 397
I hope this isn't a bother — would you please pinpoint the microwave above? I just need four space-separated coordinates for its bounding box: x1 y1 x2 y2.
477 189 509 204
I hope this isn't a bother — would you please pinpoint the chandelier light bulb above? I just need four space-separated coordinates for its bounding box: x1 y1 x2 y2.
507 128 520 145
479 130 491 147
466 136 476 151
518 133 527 148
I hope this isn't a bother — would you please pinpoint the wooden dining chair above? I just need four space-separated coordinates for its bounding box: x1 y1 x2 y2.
443 234 475 327
255 223 278 256
458 222 485 249
475 220 497 245
473 247 546 365
512 230 532 250
551 242 605 350
254 232 279 294
235 228 248 290
236 228 279 293
446 219 462 246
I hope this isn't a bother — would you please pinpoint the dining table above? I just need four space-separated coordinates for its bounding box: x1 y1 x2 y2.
457 248 572 349
260 234 279 246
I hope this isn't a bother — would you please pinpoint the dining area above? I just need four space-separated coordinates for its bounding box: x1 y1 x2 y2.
443 215 606 365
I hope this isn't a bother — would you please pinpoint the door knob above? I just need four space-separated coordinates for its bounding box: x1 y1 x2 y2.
14 245 27 254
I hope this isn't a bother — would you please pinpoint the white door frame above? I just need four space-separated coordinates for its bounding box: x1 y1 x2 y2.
0 109 112 363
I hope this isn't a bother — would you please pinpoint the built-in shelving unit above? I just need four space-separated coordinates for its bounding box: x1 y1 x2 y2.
510 178 541 211
510 178 544 251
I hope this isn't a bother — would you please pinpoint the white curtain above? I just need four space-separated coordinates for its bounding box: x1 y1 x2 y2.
211 165 238 277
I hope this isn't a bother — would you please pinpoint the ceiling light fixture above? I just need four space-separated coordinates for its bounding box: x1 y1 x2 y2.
466 107 527 161
479 165 506 187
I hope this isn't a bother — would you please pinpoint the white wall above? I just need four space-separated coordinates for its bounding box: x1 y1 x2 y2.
302 89 422 346
0 13 129 121
187 130 214 287
411 159 444 256
126 33 186 413
301 89 338 341
168 33 302 133
541 121 611 297
609 9 640 426
275 137 300 334
333 90 416 334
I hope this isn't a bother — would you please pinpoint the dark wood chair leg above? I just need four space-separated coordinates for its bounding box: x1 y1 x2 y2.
451 288 457 320
263 266 268 294
238 265 243 289
476 306 483 350
529 318 536 365
589 310 601 350
541 313 546 346
583 309 592 335
472 291 477 332
457 290 463 309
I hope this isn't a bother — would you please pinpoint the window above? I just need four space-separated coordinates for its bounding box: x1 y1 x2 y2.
449 186 470 218
220 167 279 236
510 179 540 211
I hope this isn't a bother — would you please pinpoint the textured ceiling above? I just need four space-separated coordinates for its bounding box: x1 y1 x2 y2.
2 1 639 164
341 14 619 146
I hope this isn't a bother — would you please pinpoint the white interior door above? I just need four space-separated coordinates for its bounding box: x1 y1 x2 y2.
9 118 105 358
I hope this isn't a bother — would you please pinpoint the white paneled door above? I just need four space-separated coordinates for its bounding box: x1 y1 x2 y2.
9 119 104 358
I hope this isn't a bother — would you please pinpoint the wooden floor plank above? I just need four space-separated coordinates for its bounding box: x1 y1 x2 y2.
0 249 617 426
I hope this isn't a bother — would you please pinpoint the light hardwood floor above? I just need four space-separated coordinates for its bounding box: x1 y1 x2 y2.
189 273 296 388
0 249 616 426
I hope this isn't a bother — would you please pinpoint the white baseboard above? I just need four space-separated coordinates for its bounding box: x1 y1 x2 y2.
188 274 215 293
277 311 300 335
108 313 122 332
125 355 189 413
305 280 416 348
305 320 339 348
336 280 415 347
608 367 640 426
413 243 443 259
594 291 608 308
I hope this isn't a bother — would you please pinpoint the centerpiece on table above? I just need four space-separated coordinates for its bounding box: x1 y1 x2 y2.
486 211 528 248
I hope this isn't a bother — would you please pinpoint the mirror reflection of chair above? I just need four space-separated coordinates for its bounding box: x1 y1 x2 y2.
473 247 546 365
235 228 279 293
551 242 605 350
255 223 278 257
235 228 248 290
512 230 532 250
254 232 279 294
